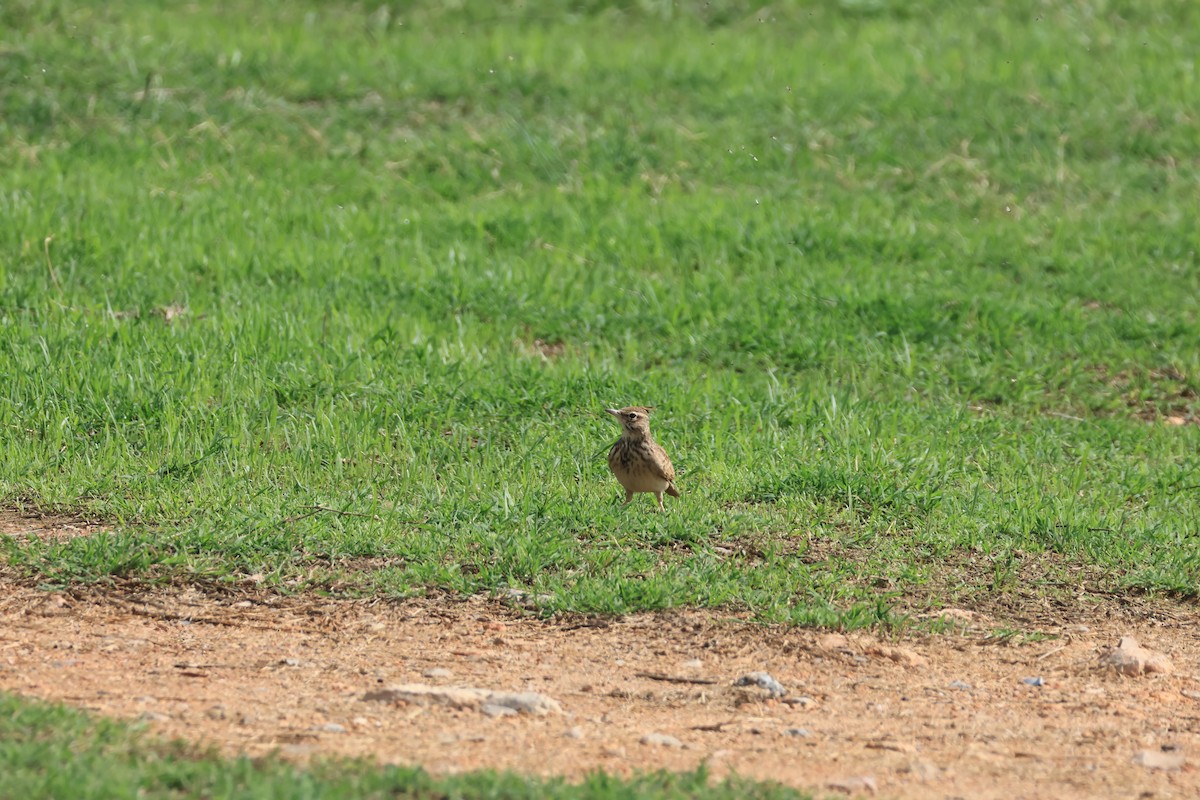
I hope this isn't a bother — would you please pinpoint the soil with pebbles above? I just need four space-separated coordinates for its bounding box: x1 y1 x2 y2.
2 511 1199 799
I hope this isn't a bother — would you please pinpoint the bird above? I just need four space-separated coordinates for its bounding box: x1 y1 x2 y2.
605 406 681 510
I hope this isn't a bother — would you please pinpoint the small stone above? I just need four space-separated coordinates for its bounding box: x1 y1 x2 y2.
279 658 302 667
865 643 927 668
816 633 851 652
783 727 811 737
563 726 585 739
205 705 227 721
315 723 346 733
1022 676 1045 687
640 732 684 748
1099 636 1173 676
423 667 453 679
138 711 170 722
487 692 562 715
735 671 786 697
481 703 517 718
362 684 562 715
497 587 554 607
351 716 370 726
681 658 703 669
1133 748 1186 771
783 695 814 707
949 680 972 690
827 775 878 795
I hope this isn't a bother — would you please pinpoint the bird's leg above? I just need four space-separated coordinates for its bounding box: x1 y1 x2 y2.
623 489 634 505
654 492 665 511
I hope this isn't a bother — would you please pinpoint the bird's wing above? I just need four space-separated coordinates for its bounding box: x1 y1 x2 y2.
649 445 676 483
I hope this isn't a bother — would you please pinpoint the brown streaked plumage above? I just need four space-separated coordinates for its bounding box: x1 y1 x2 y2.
605 406 681 510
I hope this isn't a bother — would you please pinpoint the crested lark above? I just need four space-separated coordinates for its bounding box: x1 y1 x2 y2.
606 406 681 510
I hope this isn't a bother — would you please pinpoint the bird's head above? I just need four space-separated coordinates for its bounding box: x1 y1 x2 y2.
606 406 655 436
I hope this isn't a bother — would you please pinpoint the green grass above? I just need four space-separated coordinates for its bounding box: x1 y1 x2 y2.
2 0 1199 625
0 693 807 800
2 1 1198 796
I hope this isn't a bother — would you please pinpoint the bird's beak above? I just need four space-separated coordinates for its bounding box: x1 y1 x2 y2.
605 408 621 417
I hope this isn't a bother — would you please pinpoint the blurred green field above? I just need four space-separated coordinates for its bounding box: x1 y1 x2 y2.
2 0 1198 620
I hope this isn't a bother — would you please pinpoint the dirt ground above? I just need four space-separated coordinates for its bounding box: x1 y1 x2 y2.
2 511 1199 799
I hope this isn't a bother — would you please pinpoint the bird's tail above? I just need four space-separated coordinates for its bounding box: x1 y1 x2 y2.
666 484 681 498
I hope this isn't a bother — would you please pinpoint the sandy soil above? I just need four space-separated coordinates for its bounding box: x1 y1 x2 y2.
2 510 1198 799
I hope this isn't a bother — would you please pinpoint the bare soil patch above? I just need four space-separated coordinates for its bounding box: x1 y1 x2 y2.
2 584 1199 798
0 507 109 541
1 511 1199 798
